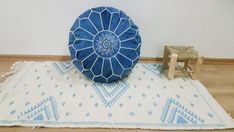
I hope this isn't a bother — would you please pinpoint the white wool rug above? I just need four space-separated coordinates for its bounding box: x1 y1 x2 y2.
0 61 233 130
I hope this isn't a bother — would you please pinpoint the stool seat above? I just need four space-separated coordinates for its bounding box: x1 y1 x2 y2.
163 45 203 80
166 46 198 60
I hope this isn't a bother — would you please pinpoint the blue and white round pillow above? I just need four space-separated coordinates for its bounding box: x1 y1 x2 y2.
69 6 141 83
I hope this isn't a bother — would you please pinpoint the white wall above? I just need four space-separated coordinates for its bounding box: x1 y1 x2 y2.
0 0 234 58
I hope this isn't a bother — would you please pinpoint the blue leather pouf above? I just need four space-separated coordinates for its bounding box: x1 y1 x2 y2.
69 6 141 83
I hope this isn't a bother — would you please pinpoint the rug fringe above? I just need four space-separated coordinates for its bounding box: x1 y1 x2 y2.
1 61 23 78
0 61 27 88
228 113 234 122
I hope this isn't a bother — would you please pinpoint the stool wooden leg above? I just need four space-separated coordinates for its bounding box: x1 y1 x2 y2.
184 60 190 69
163 47 169 68
168 54 178 80
192 56 203 80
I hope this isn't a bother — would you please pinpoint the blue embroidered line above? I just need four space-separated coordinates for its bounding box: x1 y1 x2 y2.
50 97 59 120
168 108 177 123
177 66 224 124
92 80 129 107
170 98 204 123
105 85 129 107
161 98 204 124
94 79 129 97
17 96 59 121
52 62 74 75
142 64 165 77
160 98 171 122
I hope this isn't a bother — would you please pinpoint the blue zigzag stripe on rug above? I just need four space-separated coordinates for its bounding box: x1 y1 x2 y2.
142 64 165 77
53 61 74 75
161 98 204 124
17 96 59 121
0 61 233 129
92 79 129 107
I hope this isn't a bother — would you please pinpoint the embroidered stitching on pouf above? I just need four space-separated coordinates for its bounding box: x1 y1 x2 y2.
68 6 141 83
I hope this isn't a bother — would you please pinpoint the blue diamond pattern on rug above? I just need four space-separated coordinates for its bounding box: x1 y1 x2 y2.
17 96 59 121
142 64 164 77
53 62 74 75
92 79 129 107
161 98 204 124
1 62 233 129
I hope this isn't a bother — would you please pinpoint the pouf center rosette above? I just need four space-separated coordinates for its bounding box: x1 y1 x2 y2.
68 6 141 83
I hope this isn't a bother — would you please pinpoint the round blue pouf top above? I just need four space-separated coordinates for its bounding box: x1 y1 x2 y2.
68 6 141 83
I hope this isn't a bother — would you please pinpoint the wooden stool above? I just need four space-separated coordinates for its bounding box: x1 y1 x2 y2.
163 45 203 80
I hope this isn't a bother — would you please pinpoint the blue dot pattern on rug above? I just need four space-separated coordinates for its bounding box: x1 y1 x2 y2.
69 6 141 83
4 62 232 128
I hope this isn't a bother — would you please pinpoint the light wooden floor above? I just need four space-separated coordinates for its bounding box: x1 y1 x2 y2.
0 60 233 132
